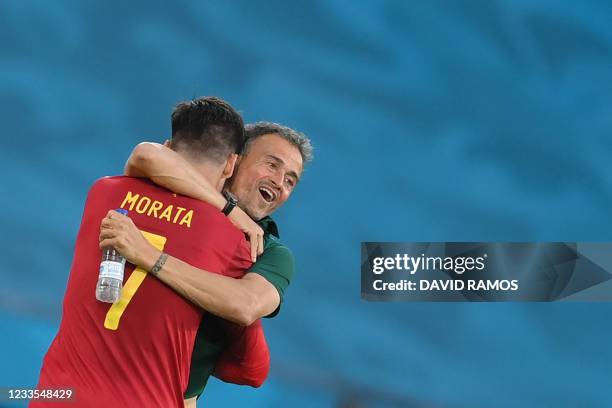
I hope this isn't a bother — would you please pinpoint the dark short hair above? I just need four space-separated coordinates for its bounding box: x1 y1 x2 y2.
171 96 245 163
244 122 313 165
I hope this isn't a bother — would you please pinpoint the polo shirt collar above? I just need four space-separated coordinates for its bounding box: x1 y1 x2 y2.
257 216 279 238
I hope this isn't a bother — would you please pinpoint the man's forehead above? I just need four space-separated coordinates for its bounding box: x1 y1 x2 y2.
250 134 303 174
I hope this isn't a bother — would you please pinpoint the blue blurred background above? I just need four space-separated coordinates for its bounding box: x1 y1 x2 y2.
2 1 612 407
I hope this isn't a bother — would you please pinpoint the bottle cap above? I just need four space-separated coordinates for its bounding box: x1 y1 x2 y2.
115 208 128 216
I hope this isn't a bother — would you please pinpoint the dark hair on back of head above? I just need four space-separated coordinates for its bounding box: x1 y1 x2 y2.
170 96 245 163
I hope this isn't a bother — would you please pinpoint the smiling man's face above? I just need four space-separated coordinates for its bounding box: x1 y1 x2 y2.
229 133 303 221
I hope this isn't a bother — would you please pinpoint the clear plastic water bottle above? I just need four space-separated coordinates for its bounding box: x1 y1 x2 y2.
96 209 128 303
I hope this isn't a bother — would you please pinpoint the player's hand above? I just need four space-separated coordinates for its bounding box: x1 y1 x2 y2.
99 210 159 270
227 207 264 263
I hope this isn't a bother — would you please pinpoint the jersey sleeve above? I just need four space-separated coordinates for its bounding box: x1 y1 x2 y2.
184 315 270 399
248 241 294 318
213 319 270 388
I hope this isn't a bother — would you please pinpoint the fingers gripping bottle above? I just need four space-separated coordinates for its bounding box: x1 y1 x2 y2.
96 209 128 303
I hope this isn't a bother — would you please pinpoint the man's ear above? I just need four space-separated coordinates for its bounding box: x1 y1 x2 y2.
222 153 239 179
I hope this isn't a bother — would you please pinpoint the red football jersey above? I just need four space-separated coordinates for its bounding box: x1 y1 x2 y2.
32 176 252 407
215 319 270 387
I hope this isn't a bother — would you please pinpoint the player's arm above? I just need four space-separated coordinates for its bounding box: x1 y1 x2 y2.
152 259 279 326
100 211 279 326
213 319 270 387
185 315 270 401
124 142 263 261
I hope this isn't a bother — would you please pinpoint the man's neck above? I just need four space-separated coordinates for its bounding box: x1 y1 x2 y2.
187 160 224 193
170 143 225 191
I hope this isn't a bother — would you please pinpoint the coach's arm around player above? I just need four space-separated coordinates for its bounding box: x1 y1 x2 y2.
100 209 280 326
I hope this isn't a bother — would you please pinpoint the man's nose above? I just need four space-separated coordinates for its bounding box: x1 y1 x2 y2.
269 170 284 187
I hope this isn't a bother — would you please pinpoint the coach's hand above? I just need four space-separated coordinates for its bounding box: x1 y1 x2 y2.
227 207 264 263
99 210 159 270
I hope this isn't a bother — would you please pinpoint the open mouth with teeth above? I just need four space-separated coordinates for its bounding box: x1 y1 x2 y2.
258 186 276 203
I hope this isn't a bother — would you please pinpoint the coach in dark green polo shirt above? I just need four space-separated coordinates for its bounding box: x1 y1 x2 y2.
112 120 313 405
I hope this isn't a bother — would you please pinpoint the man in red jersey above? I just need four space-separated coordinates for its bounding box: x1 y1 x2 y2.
32 97 263 407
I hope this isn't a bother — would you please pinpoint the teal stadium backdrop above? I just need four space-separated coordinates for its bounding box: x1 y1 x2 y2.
1 1 612 407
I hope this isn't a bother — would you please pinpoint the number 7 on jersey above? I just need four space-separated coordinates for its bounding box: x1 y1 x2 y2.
104 230 167 330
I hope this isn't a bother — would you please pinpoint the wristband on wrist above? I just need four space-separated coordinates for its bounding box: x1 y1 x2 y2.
222 190 238 216
150 253 168 276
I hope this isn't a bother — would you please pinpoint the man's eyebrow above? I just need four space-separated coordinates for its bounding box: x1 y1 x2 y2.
266 154 300 181
266 154 284 165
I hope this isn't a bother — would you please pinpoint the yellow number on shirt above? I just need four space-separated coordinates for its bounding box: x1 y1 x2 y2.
104 231 167 330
